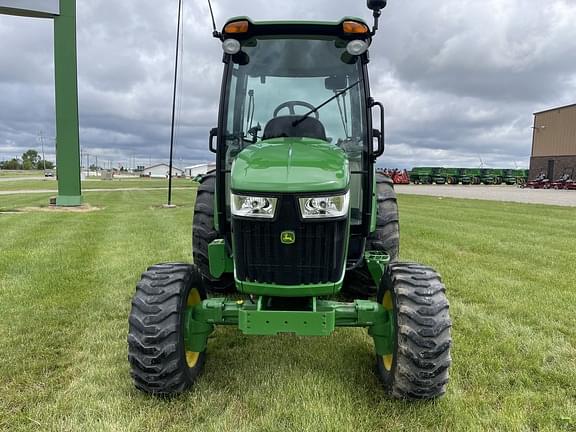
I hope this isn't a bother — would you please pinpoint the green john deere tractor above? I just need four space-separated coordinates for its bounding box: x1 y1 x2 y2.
128 0 451 400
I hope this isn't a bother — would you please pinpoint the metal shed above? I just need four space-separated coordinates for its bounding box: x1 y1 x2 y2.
530 104 576 180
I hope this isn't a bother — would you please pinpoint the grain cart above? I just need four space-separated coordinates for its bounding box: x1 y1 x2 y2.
456 168 472 185
430 167 447 184
479 169 495 185
409 166 433 184
489 169 504 185
128 0 451 400
512 169 528 186
502 169 517 186
409 167 446 184
444 168 463 184
463 168 481 184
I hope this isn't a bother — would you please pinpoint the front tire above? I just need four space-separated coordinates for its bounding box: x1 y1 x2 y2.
192 172 235 294
344 175 399 297
128 263 207 395
376 262 452 399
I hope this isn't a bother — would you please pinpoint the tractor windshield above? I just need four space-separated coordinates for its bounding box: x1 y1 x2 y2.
223 36 367 165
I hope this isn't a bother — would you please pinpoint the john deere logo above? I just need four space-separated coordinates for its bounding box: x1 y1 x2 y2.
281 231 295 244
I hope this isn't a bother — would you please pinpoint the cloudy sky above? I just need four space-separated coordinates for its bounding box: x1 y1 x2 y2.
1 0 576 169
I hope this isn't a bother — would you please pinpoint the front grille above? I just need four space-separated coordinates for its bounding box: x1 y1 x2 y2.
232 196 347 285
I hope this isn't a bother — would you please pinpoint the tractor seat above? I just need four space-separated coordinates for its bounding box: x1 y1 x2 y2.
262 116 327 141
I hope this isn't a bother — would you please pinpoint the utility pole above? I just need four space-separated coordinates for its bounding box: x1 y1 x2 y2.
38 130 47 171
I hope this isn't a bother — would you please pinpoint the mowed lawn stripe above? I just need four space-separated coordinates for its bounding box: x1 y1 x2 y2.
1 211 109 428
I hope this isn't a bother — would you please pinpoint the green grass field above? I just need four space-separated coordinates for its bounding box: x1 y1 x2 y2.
1 188 575 431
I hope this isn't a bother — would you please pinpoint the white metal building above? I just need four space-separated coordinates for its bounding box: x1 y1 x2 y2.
184 163 216 178
143 164 183 178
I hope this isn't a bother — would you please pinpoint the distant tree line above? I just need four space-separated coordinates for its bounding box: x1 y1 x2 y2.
0 149 54 170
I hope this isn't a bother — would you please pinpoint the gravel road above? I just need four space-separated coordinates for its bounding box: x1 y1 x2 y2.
395 185 576 207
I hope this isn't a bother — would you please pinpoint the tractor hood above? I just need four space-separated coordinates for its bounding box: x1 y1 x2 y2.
230 138 349 193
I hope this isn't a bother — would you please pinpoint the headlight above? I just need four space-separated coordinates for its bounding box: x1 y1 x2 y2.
346 39 370 56
231 194 278 219
299 193 349 219
222 38 241 55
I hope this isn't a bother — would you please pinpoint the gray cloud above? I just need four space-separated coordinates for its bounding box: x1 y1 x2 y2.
1 0 575 169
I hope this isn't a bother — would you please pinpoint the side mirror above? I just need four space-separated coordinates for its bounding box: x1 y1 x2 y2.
325 75 347 91
209 127 218 153
370 100 385 159
367 0 387 11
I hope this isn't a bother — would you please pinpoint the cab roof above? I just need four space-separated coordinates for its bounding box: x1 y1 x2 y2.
222 16 371 40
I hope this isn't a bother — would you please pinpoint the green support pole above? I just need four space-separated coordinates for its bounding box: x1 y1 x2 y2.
54 0 82 206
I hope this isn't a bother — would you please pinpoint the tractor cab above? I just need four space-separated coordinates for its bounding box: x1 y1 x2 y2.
211 18 385 288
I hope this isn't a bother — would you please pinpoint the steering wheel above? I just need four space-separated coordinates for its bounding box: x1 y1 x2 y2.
273 101 319 119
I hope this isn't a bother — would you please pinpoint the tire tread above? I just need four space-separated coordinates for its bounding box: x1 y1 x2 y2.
378 262 452 400
127 263 205 395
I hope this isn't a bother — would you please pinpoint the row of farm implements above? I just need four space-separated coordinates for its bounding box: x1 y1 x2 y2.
405 168 529 186
399 167 576 190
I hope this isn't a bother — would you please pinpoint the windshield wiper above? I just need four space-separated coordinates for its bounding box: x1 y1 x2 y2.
292 80 361 127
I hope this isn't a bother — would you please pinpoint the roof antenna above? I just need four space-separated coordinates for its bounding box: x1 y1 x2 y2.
207 0 222 39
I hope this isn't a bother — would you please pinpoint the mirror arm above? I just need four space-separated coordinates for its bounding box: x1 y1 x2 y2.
371 10 382 36
367 0 387 35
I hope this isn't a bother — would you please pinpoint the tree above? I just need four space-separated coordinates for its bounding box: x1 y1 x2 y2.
2 159 22 170
22 150 41 169
39 160 55 170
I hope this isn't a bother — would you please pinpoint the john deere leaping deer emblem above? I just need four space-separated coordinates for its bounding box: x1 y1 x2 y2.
281 231 295 244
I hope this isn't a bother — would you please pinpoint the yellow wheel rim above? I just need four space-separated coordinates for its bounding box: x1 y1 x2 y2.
382 291 394 371
185 287 201 368
383 354 393 371
382 291 393 311
187 288 201 307
186 351 200 368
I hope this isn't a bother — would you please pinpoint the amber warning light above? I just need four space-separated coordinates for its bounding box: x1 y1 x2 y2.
224 20 249 34
342 21 369 34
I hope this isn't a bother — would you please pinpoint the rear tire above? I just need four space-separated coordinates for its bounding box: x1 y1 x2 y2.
376 262 452 399
192 172 235 294
128 263 207 395
343 175 399 297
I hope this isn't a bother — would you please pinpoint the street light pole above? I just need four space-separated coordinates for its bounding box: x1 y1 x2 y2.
167 0 183 207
